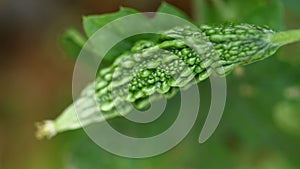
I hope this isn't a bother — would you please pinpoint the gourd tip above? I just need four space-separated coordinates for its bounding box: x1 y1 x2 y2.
35 120 56 140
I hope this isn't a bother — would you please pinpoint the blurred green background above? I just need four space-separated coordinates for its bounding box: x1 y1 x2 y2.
1 0 300 169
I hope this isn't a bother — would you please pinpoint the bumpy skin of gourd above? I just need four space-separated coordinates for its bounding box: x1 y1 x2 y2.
36 23 283 139
94 23 280 116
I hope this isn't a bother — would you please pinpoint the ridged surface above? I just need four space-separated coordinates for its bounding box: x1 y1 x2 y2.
93 23 280 115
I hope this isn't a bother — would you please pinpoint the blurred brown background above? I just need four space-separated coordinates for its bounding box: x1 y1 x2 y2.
0 1 192 169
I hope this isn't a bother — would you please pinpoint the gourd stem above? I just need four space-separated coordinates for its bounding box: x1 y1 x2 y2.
270 29 300 46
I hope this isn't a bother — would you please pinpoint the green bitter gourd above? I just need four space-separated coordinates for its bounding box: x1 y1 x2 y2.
36 23 300 139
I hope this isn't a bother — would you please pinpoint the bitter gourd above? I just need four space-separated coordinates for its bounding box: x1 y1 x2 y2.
36 23 300 139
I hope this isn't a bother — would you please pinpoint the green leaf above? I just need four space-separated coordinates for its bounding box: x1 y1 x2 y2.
81 3 191 63
61 28 87 59
83 7 138 37
81 7 140 63
157 2 191 21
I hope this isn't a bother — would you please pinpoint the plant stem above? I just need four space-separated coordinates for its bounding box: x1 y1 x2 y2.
270 29 300 46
